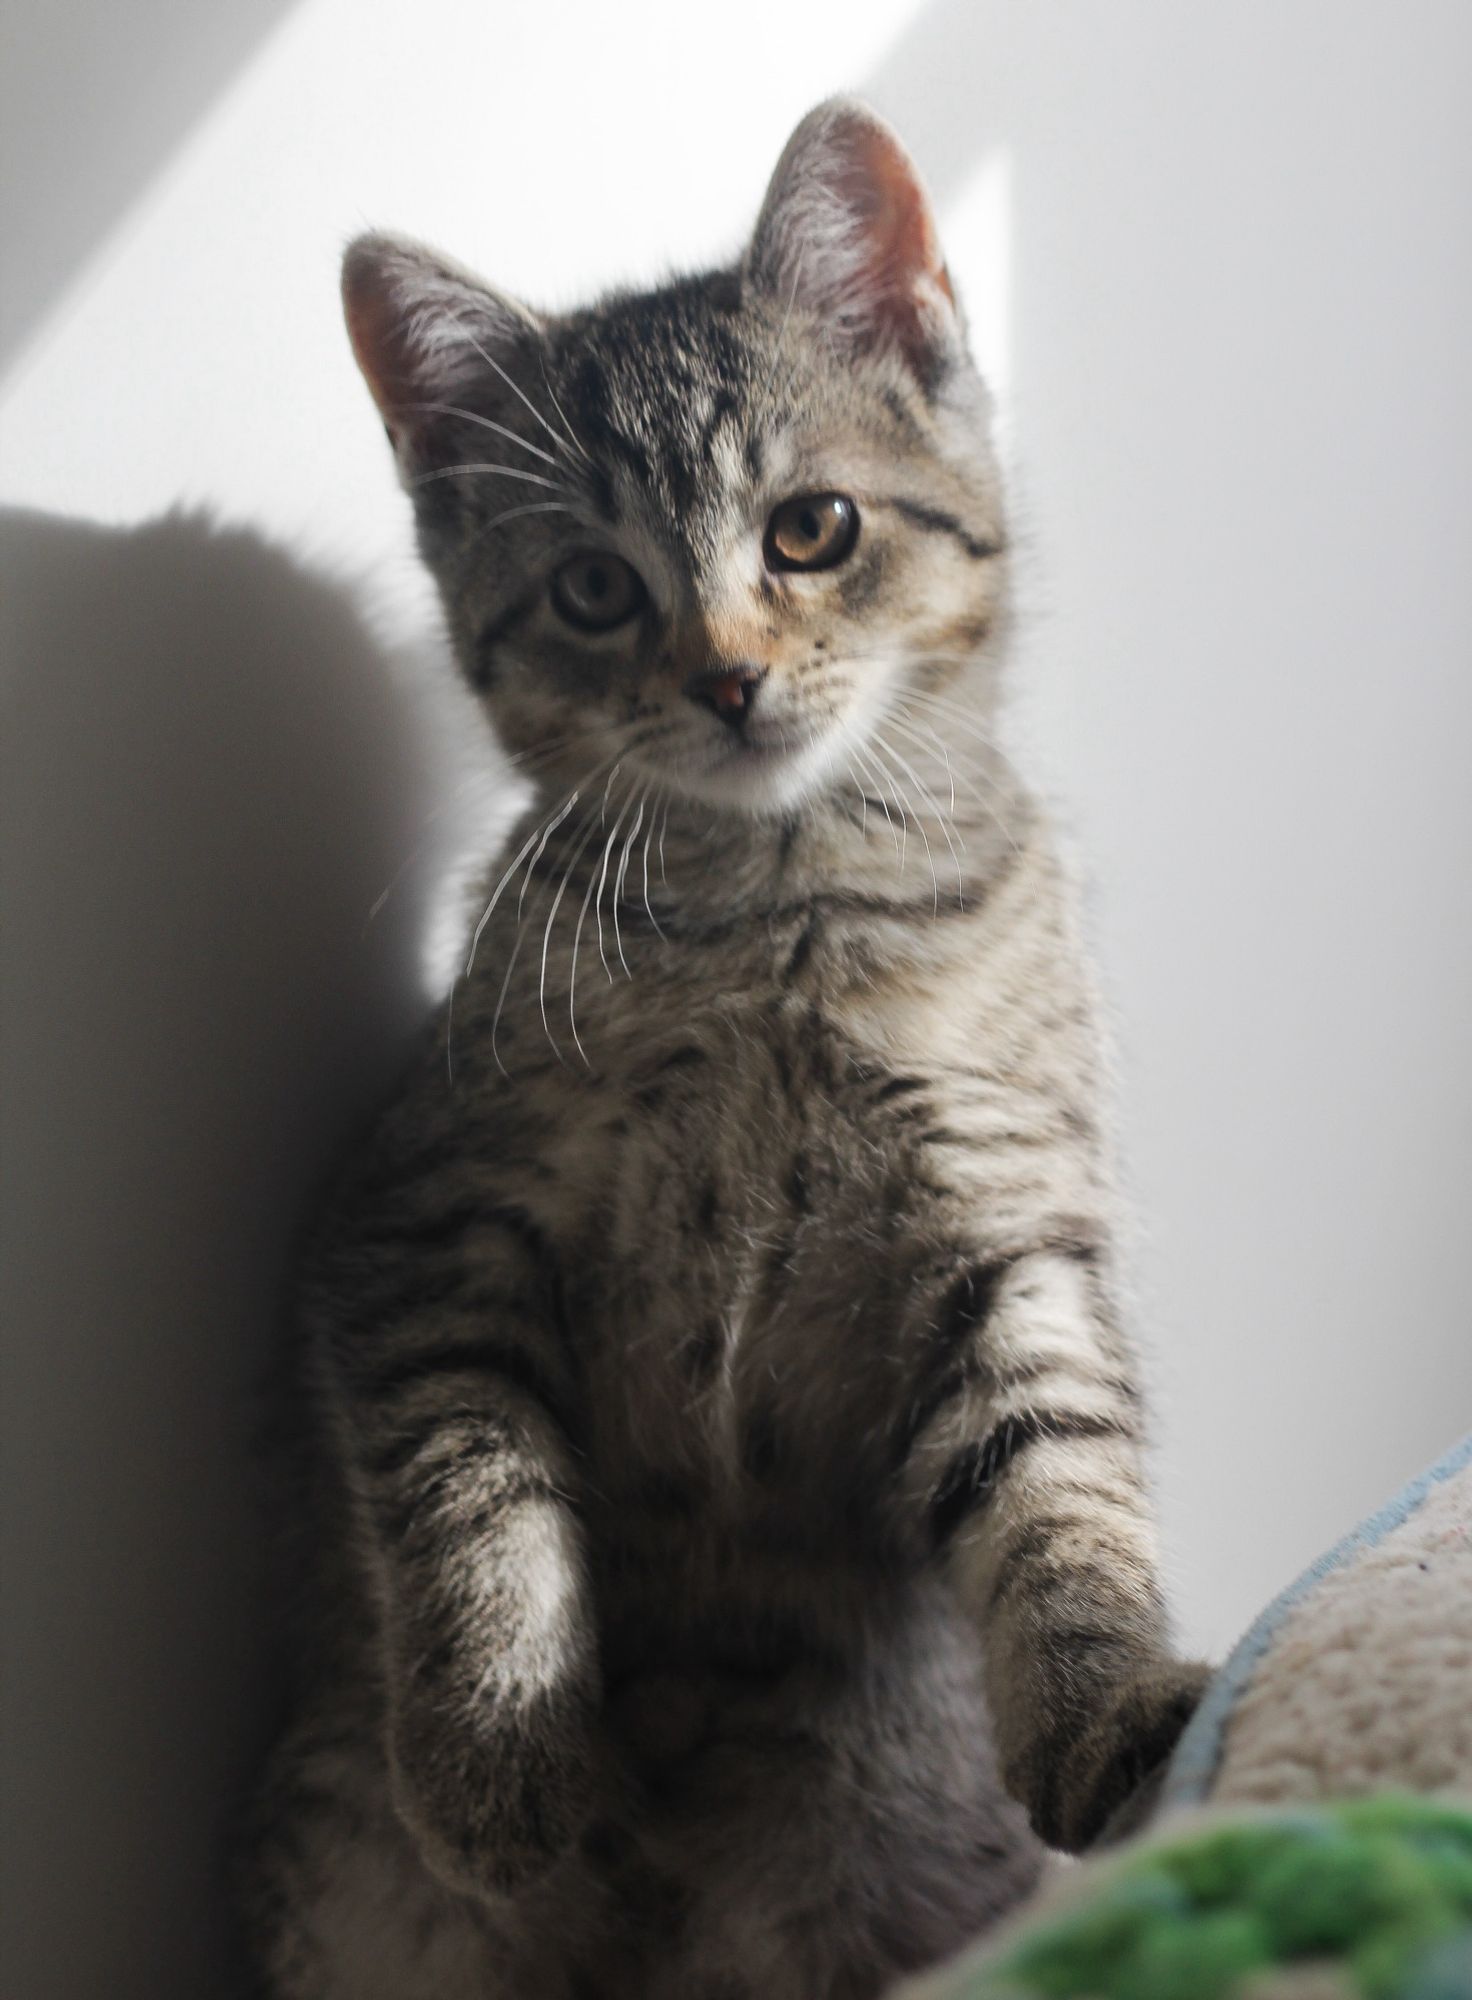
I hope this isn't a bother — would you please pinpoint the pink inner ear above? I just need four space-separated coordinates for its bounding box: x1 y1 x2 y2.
342 250 422 444
842 118 955 318
750 102 960 376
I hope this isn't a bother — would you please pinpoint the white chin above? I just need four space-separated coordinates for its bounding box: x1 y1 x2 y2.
685 732 846 815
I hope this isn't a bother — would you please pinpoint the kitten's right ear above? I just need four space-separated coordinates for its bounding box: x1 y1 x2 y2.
745 98 961 384
341 233 542 471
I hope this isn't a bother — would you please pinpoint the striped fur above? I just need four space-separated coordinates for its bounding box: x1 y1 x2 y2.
242 99 1205 1998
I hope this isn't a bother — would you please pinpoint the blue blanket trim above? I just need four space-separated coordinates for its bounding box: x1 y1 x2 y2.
1158 1429 1472 1810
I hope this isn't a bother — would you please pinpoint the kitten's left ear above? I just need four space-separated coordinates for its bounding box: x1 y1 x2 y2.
342 232 544 474
745 98 961 381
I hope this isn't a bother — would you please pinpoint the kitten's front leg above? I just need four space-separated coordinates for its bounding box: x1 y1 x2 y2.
314 1200 600 1899
893 1237 1207 1851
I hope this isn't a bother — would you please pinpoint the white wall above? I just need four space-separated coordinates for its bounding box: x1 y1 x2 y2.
4 3 1470 1992
875 0 1472 1651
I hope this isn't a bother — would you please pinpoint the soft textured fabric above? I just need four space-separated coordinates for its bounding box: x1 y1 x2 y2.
894 1436 1472 1998
1161 1434 1472 1813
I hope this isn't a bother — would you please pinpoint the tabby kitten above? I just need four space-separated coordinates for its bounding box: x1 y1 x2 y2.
244 99 1206 1999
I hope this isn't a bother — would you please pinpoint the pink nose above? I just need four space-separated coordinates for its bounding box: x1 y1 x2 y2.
683 663 767 727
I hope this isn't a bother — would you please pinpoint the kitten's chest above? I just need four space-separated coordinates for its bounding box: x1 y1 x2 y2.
475 888 1078 1485
538 991 929 1494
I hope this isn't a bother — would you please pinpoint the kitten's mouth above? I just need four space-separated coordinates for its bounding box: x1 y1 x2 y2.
684 712 845 814
724 730 793 764
714 718 808 766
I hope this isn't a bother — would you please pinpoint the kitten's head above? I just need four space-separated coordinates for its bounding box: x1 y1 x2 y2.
344 99 1007 818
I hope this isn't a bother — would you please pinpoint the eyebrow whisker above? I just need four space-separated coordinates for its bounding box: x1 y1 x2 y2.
409 463 567 492
393 401 561 466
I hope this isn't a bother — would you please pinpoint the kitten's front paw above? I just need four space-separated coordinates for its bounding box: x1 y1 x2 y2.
1035 1658 1212 1853
388 1674 599 1900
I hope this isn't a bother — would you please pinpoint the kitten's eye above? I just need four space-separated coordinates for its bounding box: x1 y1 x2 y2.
764 493 860 573
550 552 646 632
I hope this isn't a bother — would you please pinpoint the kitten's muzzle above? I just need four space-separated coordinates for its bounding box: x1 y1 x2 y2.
683 661 767 729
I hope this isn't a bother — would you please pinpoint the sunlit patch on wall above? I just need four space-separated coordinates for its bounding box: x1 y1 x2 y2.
942 147 1012 425
415 761 530 1002
346 608 528 1007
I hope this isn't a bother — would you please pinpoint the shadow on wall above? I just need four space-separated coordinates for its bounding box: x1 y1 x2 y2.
3 0 303 368
0 508 502 1999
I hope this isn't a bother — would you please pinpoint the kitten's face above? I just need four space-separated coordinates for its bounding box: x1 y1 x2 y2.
345 101 1008 820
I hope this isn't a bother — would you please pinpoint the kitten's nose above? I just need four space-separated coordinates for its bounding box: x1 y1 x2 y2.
683 662 767 728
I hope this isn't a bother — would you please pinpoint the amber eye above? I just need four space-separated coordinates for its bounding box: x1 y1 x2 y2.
550 552 646 632
763 493 860 573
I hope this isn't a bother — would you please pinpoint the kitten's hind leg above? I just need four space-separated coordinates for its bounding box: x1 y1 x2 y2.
240 1705 511 2000
627 1606 1042 2000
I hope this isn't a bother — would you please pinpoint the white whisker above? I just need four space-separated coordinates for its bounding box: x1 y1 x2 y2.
445 309 590 467
489 817 569 1078
537 351 595 466
889 689 1023 857
395 401 560 466
447 783 578 1082
537 786 615 1065
483 501 574 535
880 710 969 839
479 748 622 1074
854 739 907 870
850 743 901 861
589 788 636 993
612 789 647 977
874 718 967 906
642 787 668 941
871 729 939 912
544 756 624 1064
568 825 615 1060
466 786 577 979
409 462 567 492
